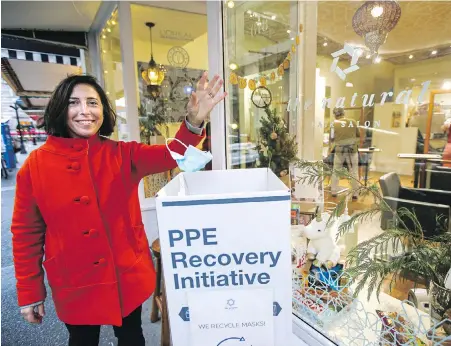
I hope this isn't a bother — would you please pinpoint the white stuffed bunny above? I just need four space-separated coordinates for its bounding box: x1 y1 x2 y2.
301 212 341 269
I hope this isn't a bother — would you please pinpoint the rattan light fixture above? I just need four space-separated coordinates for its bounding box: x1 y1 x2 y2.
352 0 402 57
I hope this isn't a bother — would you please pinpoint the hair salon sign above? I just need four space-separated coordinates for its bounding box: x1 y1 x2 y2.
287 80 431 112
160 30 194 41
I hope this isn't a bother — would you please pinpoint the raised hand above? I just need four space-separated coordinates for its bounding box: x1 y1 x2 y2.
186 72 227 126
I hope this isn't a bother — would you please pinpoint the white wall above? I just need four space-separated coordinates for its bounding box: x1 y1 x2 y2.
372 103 417 176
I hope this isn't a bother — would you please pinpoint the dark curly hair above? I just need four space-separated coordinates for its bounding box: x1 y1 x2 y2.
39 75 117 138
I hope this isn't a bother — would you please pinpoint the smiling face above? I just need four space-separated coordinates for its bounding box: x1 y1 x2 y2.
66 84 104 138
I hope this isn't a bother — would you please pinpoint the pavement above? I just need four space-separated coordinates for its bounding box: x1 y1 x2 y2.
1 142 162 345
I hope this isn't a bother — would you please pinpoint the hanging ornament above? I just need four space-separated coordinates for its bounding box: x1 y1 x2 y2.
296 35 300 45
230 72 238 85
283 59 290 69
248 79 257 90
287 52 292 61
299 24 303 33
291 44 296 53
259 76 267 86
270 72 276 81
238 77 247 89
277 64 284 76
270 132 278 140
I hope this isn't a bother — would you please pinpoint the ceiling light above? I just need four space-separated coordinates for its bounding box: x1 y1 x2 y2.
374 56 381 63
346 82 354 87
231 123 238 130
271 15 276 20
409 55 413 59
229 63 238 70
291 38 294 41
371 6 384 18
431 50 437 55
323 42 328 47
227 1 235 8
111 20 116 25
101 34 106 39
443 81 451 90
256 21 262 26
104 70 108 74
287 30 291 34
106 28 111 33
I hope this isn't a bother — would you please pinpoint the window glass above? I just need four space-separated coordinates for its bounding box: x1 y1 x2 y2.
225 1 451 345
131 4 209 198
223 1 299 185
99 8 126 141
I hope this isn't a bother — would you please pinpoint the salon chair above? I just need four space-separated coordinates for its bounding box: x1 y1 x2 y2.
428 165 451 191
379 172 451 237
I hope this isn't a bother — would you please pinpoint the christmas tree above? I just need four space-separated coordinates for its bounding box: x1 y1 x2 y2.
256 106 298 177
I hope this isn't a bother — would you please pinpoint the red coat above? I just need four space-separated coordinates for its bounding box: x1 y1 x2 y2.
11 123 204 326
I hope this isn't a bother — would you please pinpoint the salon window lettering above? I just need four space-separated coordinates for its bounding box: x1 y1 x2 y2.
287 80 432 112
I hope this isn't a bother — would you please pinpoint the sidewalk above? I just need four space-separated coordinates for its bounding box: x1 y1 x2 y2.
1 141 43 190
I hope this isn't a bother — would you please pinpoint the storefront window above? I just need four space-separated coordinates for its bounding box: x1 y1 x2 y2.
99 8 126 141
131 4 209 198
223 1 300 184
225 1 451 345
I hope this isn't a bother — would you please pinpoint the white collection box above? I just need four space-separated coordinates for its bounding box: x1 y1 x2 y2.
155 168 292 346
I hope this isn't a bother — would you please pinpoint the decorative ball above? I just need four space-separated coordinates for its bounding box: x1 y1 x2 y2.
229 72 238 85
270 132 278 140
248 79 257 90
283 59 290 69
238 77 247 89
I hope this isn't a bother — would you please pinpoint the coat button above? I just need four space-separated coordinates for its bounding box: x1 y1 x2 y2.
80 196 90 205
82 229 99 238
94 258 106 266
89 229 99 238
72 144 84 151
71 162 80 170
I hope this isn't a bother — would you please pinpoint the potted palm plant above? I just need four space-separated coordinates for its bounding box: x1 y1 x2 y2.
295 159 451 335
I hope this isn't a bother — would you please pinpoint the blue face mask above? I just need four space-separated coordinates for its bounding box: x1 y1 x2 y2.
166 138 212 172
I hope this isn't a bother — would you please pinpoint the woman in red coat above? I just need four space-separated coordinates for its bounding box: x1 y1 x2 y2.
11 73 226 345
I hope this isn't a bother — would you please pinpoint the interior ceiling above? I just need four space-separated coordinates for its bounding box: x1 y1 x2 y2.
317 1 451 55
244 1 451 63
1 1 101 31
131 1 206 15
130 4 207 45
